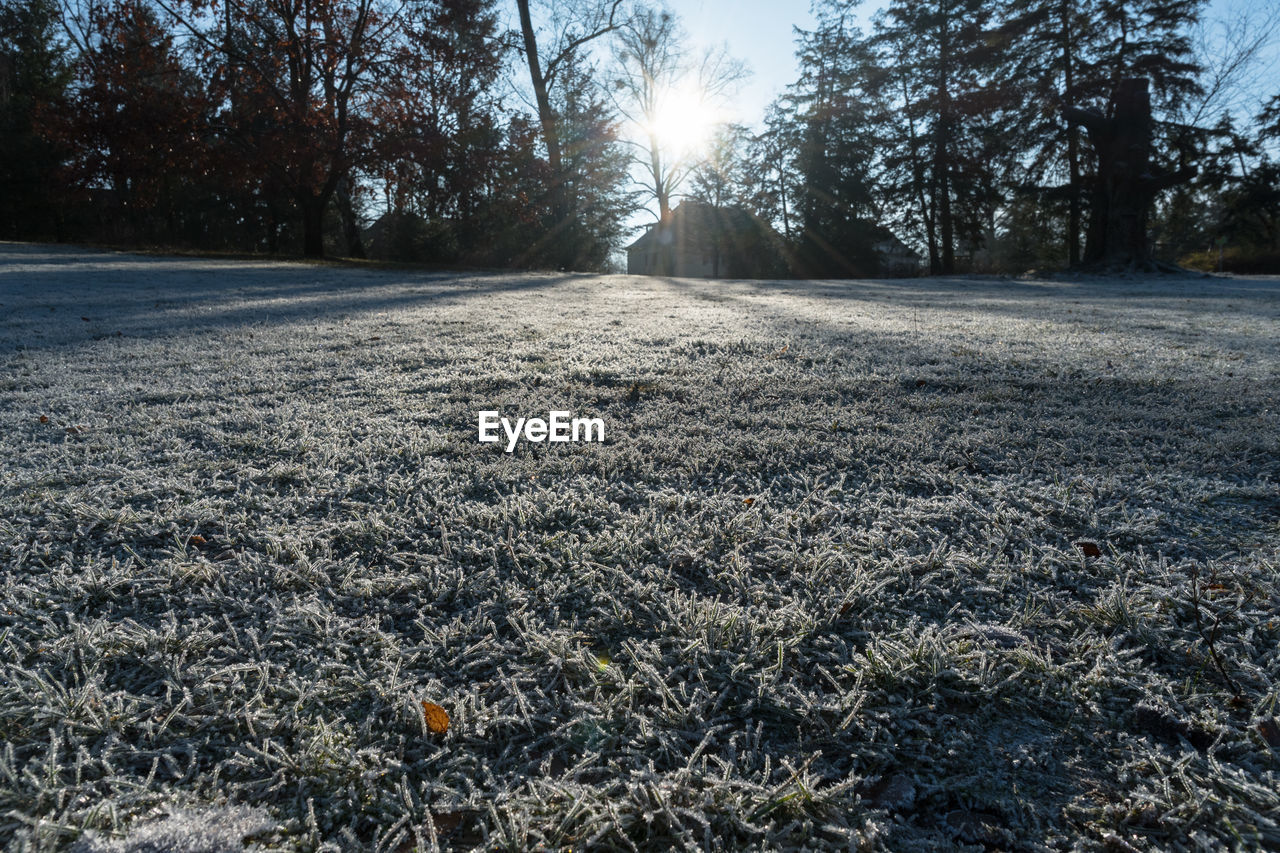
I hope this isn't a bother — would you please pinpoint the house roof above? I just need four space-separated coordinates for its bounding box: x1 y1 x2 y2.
629 203 919 259
626 200 781 252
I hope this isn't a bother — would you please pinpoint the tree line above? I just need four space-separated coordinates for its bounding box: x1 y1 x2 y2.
1 0 1278 274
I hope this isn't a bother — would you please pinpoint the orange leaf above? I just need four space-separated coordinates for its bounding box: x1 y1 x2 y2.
421 701 449 734
743 497 755 506
39 415 49 424
188 534 207 546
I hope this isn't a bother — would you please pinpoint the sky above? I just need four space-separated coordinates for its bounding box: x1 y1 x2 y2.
501 0 1280 241
680 0 1279 129
679 0 821 127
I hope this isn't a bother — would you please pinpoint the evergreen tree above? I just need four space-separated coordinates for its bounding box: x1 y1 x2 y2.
791 8 882 276
743 102 801 242
871 0 1010 274
0 0 70 239
1002 0 1204 266
513 0 626 267
553 58 636 270
469 54 634 271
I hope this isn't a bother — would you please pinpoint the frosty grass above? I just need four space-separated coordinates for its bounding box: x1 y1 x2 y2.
1 242 1278 851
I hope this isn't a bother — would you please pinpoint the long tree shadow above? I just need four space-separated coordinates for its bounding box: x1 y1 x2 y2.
0 242 590 347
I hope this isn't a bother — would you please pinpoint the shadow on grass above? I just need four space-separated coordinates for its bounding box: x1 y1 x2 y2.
0 242 586 346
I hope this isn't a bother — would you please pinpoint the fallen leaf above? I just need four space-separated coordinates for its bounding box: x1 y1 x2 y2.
743 497 755 506
38 415 49 424
188 535 207 546
915 379 927 387
1075 540 1102 558
421 701 450 734
1259 718 1280 747
839 601 854 616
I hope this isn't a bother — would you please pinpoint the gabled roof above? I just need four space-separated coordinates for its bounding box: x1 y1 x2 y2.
626 200 772 252
868 225 921 258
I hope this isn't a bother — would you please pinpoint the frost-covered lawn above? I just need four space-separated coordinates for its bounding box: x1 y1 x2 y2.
2 241 1279 852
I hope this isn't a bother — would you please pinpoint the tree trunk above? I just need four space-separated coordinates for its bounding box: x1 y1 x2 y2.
1060 0 1081 267
650 138 670 221
336 176 366 258
935 27 954 275
300 194 326 258
515 0 566 229
924 189 940 275
938 151 954 274
1065 78 1195 272
777 165 790 240
1067 123 1081 266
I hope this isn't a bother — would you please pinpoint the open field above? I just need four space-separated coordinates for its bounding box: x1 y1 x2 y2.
1 242 1279 851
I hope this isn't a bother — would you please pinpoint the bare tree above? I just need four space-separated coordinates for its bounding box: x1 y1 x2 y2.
611 6 746 221
514 0 626 235
1181 3 1280 130
688 122 750 208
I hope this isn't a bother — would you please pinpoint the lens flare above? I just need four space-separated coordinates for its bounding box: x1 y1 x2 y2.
646 85 719 158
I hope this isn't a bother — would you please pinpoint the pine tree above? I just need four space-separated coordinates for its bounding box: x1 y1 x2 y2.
787 6 882 276
513 0 626 267
870 0 1011 274
0 0 71 239
1002 0 1204 266
743 102 801 242
542 54 636 269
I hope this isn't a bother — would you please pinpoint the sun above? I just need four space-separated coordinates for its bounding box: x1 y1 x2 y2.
646 85 718 159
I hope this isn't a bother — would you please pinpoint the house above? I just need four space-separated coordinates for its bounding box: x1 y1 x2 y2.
869 226 922 277
629 202 921 278
626 201 787 279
